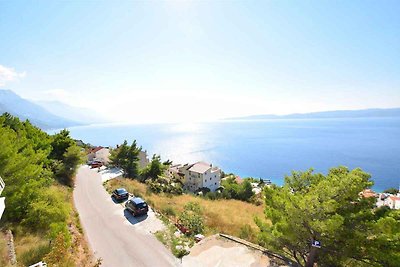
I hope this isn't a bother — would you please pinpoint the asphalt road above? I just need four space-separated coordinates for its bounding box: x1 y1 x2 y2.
73 166 179 267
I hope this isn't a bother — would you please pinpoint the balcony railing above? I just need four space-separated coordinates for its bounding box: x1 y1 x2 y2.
0 176 4 195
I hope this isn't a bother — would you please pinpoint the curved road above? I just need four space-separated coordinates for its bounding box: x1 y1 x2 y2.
73 166 179 267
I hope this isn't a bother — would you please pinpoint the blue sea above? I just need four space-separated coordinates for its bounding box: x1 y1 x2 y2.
61 118 400 191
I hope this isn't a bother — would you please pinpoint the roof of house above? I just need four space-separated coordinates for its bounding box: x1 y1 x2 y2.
89 146 104 153
361 189 377 198
188 162 212 174
389 196 400 201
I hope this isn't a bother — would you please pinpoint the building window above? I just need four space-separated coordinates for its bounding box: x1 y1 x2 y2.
210 178 212 180
215 182 217 185
204 180 206 183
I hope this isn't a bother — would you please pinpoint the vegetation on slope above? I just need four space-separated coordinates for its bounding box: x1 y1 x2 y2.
105 178 265 243
0 113 93 266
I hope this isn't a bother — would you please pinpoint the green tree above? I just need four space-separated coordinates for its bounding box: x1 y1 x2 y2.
221 177 254 201
383 187 399 195
50 129 75 161
256 167 399 267
55 145 83 186
110 140 141 178
141 154 167 181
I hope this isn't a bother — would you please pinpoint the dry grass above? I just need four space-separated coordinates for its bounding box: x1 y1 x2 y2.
105 178 268 243
13 231 50 267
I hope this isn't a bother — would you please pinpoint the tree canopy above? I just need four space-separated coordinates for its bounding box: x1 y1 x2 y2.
140 154 169 181
220 176 254 201
256 167 400 267
109 140 141 178
0 113 83 265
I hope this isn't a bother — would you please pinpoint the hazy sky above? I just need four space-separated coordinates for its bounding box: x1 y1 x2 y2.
0 0 399 123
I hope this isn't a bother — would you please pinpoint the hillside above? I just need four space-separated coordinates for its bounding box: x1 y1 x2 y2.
226 108 400 121
0 89 81 129
35 100 106 125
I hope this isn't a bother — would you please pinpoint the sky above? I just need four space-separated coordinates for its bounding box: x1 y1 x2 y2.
0 0 399 123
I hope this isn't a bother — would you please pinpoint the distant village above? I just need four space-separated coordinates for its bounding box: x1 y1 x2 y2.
361 188 400 210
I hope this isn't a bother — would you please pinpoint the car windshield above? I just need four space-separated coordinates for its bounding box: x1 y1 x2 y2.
117 188 127 194
136 202 147 209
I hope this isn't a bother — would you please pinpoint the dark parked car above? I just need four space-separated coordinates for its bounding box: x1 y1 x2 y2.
112 188 129 201
125 197 149 216
90 161 103 168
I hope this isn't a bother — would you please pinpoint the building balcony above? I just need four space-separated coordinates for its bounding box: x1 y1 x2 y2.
0 176 4 195
0 176 5 220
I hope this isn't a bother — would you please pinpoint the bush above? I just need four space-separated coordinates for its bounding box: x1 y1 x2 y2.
178 202 204 236
44 233 73 267
239 224 257 243
220 178 254 202
23 187 71 231
146 177 183 195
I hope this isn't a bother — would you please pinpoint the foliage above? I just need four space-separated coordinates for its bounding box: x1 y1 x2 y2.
50 129 76 161
0 113 83 266
54 145 84 186
383 187 399 195
146 176 183 195
23 187 71 233
178 202 204 236
221 177 254 201
140 154 169 181
256 166 400 267
44 233 73 267
239 224 257 241
109 140 141 178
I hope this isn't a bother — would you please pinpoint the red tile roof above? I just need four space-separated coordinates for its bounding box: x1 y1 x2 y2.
389 196 400 201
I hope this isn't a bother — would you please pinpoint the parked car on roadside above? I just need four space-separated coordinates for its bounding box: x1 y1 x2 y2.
112 188 129 201
90 161 103 168
125 197 149 216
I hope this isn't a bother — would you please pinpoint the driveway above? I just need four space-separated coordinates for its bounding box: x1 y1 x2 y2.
73 166 179 267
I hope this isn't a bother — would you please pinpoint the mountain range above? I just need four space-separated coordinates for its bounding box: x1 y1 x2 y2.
35 100 105 125
226 108 400 121
0 89 97 129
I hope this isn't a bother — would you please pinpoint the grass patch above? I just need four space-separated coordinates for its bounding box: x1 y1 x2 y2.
19 243 51 266
105 178 268 244
13 231 50 267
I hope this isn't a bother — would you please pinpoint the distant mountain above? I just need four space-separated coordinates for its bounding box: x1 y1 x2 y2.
35 100 106 125
226 108 400 121
0 89 81 129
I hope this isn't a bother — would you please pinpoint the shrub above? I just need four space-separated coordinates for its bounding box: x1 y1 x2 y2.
239 224 256 243
178 202 204 236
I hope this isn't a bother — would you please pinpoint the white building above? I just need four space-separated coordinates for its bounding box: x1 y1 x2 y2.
138 150 150 169
175 162 221 192
0 176 5 220
386 196 400 210
88 146 110 164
